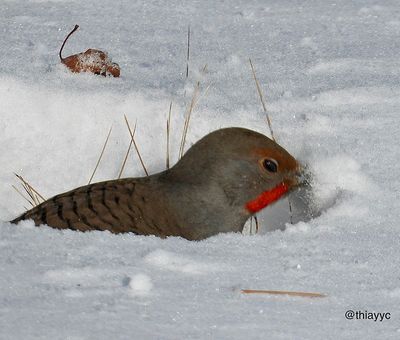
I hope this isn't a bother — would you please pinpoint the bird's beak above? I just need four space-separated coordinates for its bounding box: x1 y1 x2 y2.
283 162 310 189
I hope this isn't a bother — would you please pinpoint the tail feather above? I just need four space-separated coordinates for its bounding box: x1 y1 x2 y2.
11 179 143 233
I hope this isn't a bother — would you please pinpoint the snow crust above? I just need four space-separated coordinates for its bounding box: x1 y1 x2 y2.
1 0 400 339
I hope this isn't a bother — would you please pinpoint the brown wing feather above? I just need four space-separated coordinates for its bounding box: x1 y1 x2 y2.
11 179 147 234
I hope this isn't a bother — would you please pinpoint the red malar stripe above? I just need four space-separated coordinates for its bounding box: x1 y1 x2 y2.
245 182 289 214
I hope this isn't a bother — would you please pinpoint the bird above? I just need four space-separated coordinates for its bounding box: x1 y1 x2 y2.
11 128 301 240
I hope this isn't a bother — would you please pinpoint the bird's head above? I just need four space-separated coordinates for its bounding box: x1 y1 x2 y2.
171 127 301 216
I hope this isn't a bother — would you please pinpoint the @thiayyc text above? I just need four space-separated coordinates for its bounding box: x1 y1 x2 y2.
345 310 391 322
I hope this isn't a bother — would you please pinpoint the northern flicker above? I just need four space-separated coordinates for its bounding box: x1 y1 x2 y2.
12 128 300 240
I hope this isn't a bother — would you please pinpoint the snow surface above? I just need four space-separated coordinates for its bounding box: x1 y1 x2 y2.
1 0 400 339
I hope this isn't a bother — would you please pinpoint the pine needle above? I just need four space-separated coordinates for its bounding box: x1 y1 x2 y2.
249 58 275 141
88 126 113 184
179 77 211 159
186 25 191 80
13 173 45 207
179 83 209 159
11 184 34 208
179 82 200 159
118 121 137 179
124 115 149 176
21 183 36 205
14 173 45 202
241 289 326 298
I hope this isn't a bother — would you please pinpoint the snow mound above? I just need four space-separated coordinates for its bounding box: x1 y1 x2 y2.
144 249 223 275
127 273 153 297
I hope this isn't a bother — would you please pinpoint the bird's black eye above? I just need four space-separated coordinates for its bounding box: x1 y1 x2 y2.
263 159 278 173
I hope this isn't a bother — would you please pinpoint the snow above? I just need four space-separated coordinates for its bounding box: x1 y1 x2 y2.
1 0 400 339
127 273 153 297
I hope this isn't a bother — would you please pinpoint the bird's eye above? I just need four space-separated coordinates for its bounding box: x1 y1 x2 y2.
262 159 278 173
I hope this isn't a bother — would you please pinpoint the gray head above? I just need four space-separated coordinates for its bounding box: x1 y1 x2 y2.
160 127 300 239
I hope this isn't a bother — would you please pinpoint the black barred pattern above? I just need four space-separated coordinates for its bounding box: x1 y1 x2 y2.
99 183 123 224
40 206 48 226
54 196 65 224
10 179 170 236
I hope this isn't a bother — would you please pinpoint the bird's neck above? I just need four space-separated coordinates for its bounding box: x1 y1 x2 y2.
157 170 248 239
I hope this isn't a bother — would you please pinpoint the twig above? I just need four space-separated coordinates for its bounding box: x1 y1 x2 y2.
88 126 113 184
249 58 275 141
241 289 326 298
118 122 137 179
124 115 149 176
179 77 211 159
179 82 200 159
186 25 190 80
59 24 79 61
166 101 172 169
